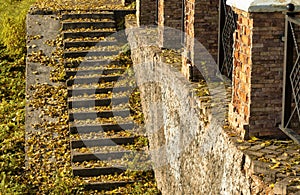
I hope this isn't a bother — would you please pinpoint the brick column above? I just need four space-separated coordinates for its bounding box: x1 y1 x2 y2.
227 1 296 138
229 9 253 138
182 0 219 81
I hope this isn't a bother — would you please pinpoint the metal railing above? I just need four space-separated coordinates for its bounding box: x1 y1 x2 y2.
280 4 300 144
218 0 237 79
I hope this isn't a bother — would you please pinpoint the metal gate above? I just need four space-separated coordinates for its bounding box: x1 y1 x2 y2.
281 8 300 144
218 0 237 79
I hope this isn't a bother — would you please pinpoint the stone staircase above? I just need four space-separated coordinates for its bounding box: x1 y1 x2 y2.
61 11 153 193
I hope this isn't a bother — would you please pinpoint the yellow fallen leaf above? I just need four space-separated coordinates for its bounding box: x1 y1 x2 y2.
270 162 280 169
271 158 278 163
250 136 260 141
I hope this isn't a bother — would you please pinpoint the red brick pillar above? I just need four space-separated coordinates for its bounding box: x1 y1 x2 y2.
229 9 253 138
228 2 288 138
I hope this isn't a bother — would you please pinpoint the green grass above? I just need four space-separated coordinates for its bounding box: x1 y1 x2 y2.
0 53 29 194
0 0 36 58
0 0 35 193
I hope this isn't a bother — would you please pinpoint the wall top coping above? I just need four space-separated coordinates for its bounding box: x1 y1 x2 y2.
227 0 300 12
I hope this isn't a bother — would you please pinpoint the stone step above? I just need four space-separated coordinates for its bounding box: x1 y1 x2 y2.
64 59 119 68
69 110 130 121
66 68 125 77
64 40 117 48
66 75 121 86
62 12 114 21
68 86 129 97
83 181 134 191
68 97 128 108
62 21 115 31
72 151 131 162
70 123 134 134
63 30 116 39
72 166 126 177
71 137 135 148
63 50 119 58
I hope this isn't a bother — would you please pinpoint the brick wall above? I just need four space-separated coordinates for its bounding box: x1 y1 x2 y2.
250 12 285 137
182 0 219 81
157 0 183 49
163 0 183 30
136 0 156 26
194 0 219 60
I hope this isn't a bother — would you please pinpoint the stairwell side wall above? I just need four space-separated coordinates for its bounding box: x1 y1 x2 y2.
125 17 273 195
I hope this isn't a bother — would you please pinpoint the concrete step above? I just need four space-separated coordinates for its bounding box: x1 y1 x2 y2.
83 181 134 191
60 8 156 194
72 166 126 177
63 50 119 58
66 75 121 86
72 151 131 162
68 97 128 108
66 68 125 77
62 12 114 21
71 137 135 148
69 110 130 121
63 30 116 39
68 86 130 97
62 21 115 31
64 59 119 68
64 40 117 48
70 123 134 134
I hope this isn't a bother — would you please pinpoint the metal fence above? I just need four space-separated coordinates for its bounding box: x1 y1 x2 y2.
218 0 237 79
280 8 300 144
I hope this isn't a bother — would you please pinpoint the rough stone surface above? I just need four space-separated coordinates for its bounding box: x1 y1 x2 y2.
126 15 300 195
126 25 257 194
